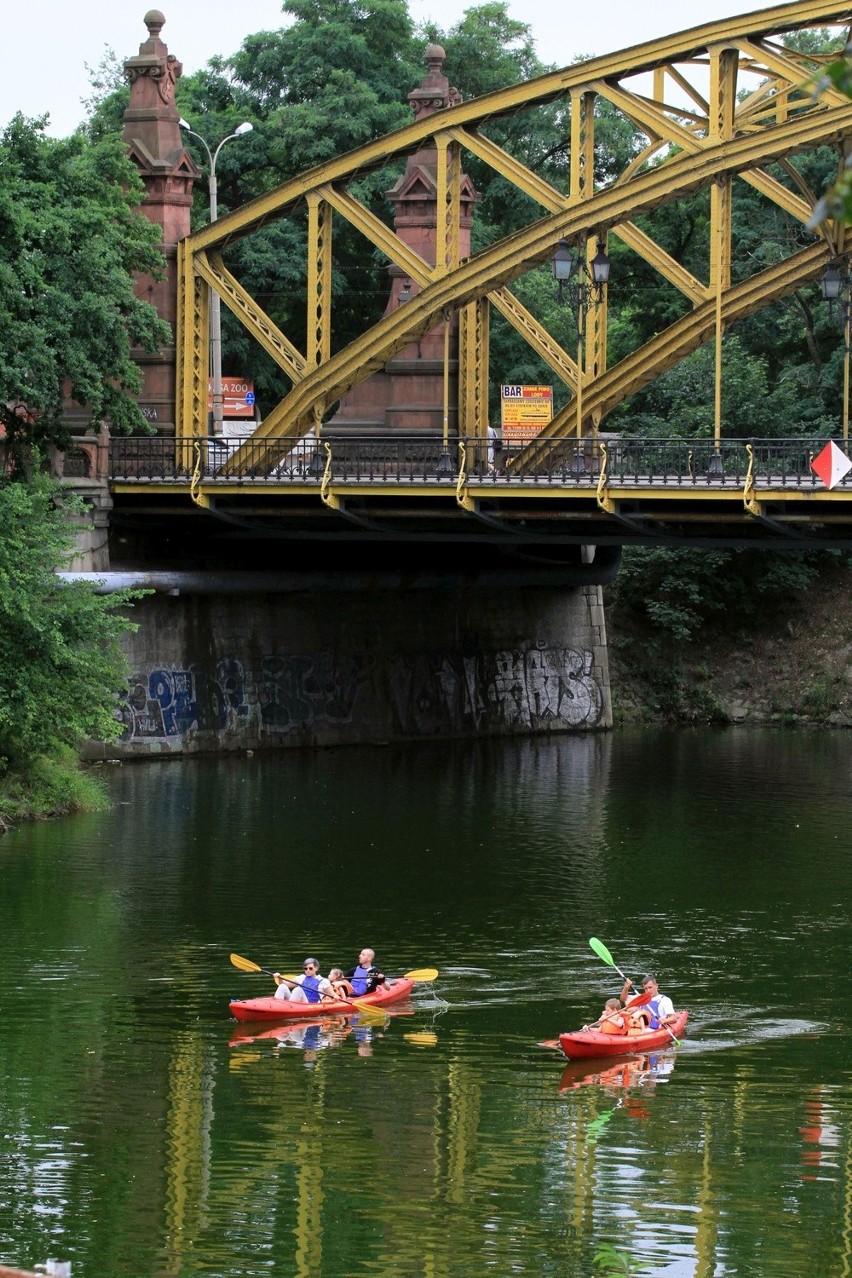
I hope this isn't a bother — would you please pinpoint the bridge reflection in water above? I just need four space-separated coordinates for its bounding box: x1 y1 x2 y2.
109 433 852 548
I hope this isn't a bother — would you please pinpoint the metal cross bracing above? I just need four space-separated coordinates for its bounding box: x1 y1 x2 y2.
168 0 852 539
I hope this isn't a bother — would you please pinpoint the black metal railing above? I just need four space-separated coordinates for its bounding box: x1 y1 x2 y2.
107 434 851 491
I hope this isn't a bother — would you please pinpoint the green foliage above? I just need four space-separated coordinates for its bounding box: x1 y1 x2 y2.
0 746 110 827
0 474 138 781
610 546 830 647
810 43 852 227
591 1241 650 1275
0 116 170 458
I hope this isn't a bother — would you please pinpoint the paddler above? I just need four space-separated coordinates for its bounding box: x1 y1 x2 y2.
621 973 677 1030
273 957 335 1003
344 948 387 996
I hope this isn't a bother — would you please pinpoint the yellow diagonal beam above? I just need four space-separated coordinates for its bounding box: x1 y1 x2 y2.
489 287 578 387
612 223 709 304
448 127 564 211
317 184 435 284
195 250 307 382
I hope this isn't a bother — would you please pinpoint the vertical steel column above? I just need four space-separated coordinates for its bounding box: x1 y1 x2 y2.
458 298 490 444
306 193 333 371
435 133 462 274
570 90 599 437
436 134 462 463
177 240 210 471
709 46 737 455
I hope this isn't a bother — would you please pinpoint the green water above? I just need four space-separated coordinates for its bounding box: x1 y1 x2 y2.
0 729 850 1277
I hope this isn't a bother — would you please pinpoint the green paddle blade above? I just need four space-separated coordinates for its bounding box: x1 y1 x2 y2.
589 937 616 968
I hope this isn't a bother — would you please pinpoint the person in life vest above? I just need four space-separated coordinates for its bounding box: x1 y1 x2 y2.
273 957 334 1003
344 948 386 996
621 973 676 1030
583 998 628 1034
328 968 354 999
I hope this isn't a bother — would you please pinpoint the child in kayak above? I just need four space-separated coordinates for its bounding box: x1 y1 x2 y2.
583 998 627 1034
328 968 355 999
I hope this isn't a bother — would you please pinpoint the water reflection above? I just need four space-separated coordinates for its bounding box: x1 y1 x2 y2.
1 731 852 1277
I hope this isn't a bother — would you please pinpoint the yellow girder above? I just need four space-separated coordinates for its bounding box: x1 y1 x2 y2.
306 193 332 370
178 0 852 463
194 249 307 381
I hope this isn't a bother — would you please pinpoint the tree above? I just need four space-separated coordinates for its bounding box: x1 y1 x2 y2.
0 116 170 464
0 475 137 808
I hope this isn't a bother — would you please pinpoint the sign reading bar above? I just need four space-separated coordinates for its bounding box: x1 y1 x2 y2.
207 378 257 419
500 384 553 439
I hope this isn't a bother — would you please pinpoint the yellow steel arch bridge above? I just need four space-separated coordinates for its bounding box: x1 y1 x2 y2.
112 0 852 548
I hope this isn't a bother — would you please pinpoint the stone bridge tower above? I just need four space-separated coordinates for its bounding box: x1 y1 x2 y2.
328 44 477 436
122 9 200 435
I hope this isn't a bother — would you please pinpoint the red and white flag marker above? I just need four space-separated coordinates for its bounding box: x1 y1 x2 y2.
811 440 852 490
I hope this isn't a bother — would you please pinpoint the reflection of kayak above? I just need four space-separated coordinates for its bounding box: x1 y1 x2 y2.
230 1017 350 1047
229 978 415 1022
557 1010 689 1060
559 1050 678 1092
559 1053 650 1091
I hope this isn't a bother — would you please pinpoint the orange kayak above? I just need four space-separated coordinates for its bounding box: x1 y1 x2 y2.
229 977 415 1022
557 1010 689 1059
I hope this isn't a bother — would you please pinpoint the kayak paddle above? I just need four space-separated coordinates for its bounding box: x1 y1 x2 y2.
229 955 437 984
588 938 681 1045
588 937 635 989
230 952 281 981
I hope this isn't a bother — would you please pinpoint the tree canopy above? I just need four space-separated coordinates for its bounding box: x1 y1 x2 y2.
0 116 170 459
0 476 137 784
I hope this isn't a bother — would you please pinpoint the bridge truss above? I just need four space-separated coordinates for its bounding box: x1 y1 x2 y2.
157 0 852 544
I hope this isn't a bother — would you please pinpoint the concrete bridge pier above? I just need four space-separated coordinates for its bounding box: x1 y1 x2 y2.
78 564 613 756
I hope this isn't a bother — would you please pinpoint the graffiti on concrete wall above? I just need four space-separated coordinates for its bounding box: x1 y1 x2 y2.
258 652 363 732
117 652 365 742
117 642 604 744
389 643 604 735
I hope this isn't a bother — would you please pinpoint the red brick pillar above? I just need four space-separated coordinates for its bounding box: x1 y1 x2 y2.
329 44 477 435
123 9 200 434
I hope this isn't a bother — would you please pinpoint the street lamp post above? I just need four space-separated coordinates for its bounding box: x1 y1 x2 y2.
179 118 253 436
821 257 851 444
552 237 610 471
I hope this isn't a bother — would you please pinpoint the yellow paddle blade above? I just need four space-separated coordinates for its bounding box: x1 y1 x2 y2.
403 968 439 982
230 952 263 974
350 1002 388 1024
404 1031 438 1047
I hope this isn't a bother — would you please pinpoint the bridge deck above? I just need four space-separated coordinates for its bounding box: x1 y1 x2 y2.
104 434 852 547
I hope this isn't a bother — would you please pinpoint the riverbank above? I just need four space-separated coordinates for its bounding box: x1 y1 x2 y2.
606 557 852 726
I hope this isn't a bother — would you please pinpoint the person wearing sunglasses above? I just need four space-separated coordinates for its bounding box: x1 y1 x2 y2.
273 957 334 1004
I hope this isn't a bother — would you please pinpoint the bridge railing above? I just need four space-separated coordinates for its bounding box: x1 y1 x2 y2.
107 434 846 489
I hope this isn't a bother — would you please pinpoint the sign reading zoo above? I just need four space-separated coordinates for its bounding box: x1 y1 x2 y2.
500 385 553 440
207 378 257 419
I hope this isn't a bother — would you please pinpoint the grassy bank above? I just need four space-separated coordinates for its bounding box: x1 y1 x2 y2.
0 746 110 832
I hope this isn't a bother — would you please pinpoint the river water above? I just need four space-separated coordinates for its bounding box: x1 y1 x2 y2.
0 728 849 1278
